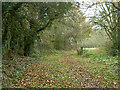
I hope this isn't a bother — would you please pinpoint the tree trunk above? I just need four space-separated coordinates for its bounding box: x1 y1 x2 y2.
118 2 120 88
24 35 34 56
118 2 120 56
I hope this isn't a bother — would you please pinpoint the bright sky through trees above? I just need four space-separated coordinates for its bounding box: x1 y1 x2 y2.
75 0 96 21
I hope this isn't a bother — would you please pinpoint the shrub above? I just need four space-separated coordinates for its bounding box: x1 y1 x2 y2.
104 41 118 56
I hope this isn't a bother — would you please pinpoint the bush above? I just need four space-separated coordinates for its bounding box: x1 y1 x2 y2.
104 41 118 56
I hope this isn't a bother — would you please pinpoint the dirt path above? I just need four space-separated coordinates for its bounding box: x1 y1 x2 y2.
10 53 118 88
62 55 101 88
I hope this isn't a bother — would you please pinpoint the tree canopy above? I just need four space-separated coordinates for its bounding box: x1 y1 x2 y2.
2 2 72 57
89 2 120 56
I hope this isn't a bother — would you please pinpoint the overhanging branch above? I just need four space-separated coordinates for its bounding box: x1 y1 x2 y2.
111 2 120 11
36 14 59 33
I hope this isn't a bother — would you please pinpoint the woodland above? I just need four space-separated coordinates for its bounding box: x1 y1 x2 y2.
2 1 120 88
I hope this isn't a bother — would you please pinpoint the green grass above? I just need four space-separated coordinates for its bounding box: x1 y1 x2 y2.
2 48 119 88
80 48 119 87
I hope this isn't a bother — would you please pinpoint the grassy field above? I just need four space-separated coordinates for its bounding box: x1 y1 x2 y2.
2 48 119 88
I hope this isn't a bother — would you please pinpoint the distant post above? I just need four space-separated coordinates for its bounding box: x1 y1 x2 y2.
80 47 83 55
77 47 84 55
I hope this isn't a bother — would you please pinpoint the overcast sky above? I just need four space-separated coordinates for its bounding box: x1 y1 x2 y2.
75 0 119 19
75 0 96 21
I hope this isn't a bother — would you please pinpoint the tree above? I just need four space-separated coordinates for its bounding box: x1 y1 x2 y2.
2 2 72 57
40 6 92 50
89 2 119 56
